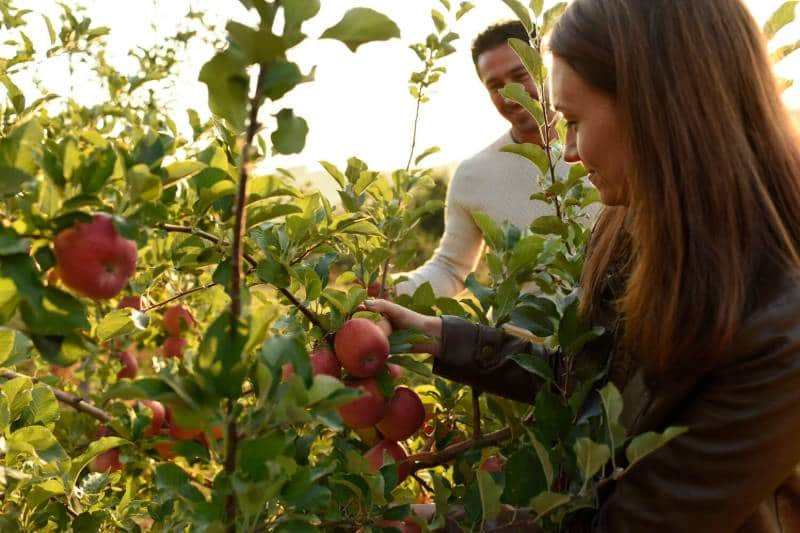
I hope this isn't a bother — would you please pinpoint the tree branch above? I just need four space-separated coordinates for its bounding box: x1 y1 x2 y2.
141 282 218 312
158 223 258 270
471 387 482 439
0 370 112 424
408 426 512 472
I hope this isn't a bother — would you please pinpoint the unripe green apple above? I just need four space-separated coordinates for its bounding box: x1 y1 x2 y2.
364 440 410 482
376 386 425 441
337 378 387 429
53 213 137 300
334 318 390 378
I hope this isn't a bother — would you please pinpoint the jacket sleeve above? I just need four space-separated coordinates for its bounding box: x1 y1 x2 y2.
597 320 800 532
432 316 555 404
394 164 485 298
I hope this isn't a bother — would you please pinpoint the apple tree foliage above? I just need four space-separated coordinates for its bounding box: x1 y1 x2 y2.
0 0 797 531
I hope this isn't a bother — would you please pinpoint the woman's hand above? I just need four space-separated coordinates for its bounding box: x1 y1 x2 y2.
364 299 443 357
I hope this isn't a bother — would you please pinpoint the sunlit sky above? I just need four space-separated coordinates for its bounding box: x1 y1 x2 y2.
12 0 800 174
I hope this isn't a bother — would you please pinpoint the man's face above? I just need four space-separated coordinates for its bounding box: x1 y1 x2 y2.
476 43 540 133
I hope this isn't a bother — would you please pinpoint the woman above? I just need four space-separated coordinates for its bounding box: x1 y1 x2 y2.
366 0 800 531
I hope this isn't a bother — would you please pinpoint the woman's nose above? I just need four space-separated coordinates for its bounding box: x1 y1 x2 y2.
563 131 580 163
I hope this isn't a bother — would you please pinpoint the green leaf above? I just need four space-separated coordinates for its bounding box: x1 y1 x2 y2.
414 146 441 166
472 211 505 251
0 119 43 174
530 491 571 518
0 166 33 197
626 426 688 469
199 48 250 130
534 388 572 444
197 311 249 398
338 219 382 236
19 287 90 336
502 448 548 506
509 353 553 381
97 309 147 341
0 328 13 365
771 39 800 63
500 0 532 33
0 227 30 256
599 383 626 451
542 3 568 34
247 203 303 228
530 0 544 16
271 108 308 154
431 9 446 33
499 82 544 124
574 438 610 483
507 37 544 84
226 21 286 64
262 61 310 101
256 258 290 288
2 376 32 422
456 2 475 20
763 1 798 40
319 161 346 187
164 161 206 182
7 425 68 462
127 163 162 202
529 433 554 488
283 0 321 35
21 385 59 426
386 355 432 377
476 470 503 521
320 8 401 52
69 437 128 481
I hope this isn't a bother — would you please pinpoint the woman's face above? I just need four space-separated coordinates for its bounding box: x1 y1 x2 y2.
551 56 630 206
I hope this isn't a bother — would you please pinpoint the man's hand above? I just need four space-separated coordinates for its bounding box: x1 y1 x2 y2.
364 299 443 356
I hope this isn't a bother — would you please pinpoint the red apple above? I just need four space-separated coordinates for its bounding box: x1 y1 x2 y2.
90 448 122 473
117 295 142 310
337 378 387 429
162 336 187 359
281 362 294 382
367 281 383 298
311 347 342 378
365 440 410 482
163 305 195 336
116 350 138 379
387 363 404 380
380 520 421 533
334 318 390 378
141 400 165 437
166 406 203 441
376 386 425 441
480 454 507 473
153 438 174 460
53 213 137 300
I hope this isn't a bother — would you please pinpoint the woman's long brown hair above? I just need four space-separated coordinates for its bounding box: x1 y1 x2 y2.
550 0 800 376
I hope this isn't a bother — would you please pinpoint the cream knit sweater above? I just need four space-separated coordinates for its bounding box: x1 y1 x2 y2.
395 131 554 297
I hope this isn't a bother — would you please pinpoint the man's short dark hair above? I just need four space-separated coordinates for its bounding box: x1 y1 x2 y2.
471 20 532 67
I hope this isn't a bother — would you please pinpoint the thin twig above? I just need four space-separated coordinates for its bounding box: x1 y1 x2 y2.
412 472 434 493
159 223 258 269
0 370 112 424
278 288 329 336
141 282 218 312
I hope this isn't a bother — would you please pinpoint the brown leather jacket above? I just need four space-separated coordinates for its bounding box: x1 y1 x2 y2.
433 273 800 532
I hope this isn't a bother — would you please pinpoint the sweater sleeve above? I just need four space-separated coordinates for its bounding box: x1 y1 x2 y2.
432 316 553 404
394 163 485 298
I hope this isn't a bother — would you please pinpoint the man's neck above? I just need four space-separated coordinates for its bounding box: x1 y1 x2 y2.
510 127 544 146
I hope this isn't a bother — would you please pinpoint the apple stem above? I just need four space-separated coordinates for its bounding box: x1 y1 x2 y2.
1 370 112 424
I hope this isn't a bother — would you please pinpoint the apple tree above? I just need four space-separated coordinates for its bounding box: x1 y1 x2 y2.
1 0 796 531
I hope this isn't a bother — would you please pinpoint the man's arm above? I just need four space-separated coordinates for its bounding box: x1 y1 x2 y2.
394 165 485 298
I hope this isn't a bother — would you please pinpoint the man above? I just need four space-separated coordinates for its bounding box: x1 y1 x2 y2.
394 21 557 298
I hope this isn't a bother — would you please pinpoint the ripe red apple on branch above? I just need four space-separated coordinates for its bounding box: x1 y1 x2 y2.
140 400 166 437
162 337 187 359
334 318 390 378
364 440 411 482
376 386 425 442
338 377 387 429
53 213 137 300
116 350 139 379
163 305 195 336
117 295 142 310
90 426 122 473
